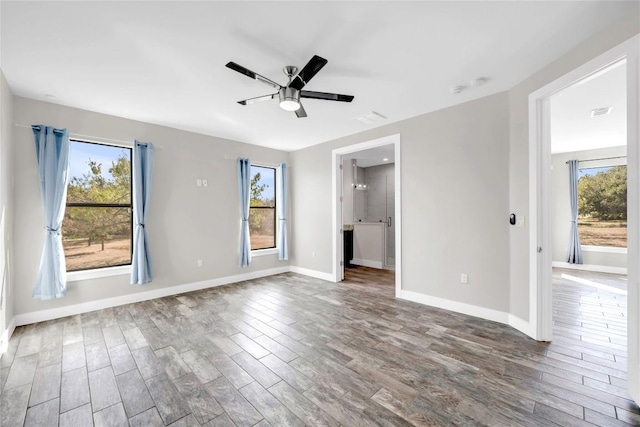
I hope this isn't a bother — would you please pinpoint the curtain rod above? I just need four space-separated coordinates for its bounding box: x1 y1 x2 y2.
223 156 291 167
14 123 163 149
566 155 626 164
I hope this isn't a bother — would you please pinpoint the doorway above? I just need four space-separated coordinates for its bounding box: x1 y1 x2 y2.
331 134 401 295
549 60 627 276
529 35 639 402
346 147 395 270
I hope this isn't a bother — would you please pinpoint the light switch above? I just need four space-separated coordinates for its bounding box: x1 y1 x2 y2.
196 179 202 187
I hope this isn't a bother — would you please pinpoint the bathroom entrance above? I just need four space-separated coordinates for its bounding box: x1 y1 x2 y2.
331 134 401 292
346 151 395 269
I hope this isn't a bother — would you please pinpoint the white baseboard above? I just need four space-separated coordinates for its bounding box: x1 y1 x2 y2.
2 265 541 355
0 316 16 356
1 265 335 347
552 261 627 275
351 258 383 269
398 290 509 324
398 290 536 340
289 266 336 282
12 266 290 328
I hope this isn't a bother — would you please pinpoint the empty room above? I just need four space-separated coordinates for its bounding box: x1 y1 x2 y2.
1 1 640 426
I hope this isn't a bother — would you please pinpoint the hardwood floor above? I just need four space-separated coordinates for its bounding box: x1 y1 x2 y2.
0 266 636 426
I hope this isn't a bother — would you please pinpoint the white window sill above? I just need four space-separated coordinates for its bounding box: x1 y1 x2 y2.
251 248 279 257
581 245 627 254
67 265 131 282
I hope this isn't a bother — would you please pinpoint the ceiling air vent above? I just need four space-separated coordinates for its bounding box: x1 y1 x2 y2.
590 106 612 117
354 111 387 125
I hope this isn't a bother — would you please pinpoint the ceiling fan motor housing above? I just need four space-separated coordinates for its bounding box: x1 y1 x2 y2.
279 87 301 111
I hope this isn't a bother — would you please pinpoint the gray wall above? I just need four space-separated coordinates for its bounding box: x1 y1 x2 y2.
1 70 15 339
551 146 627 268
291 7 639 321
291 92 512 313
12 97 289 316
507 9 639 320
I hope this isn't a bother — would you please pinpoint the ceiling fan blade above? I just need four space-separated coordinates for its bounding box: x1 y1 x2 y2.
300 90 354 103
237 93 277 105
288 55 328 90
295 104 307 118
226 62 281 89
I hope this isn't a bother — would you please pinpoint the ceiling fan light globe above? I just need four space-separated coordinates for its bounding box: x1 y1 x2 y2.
280 99 301 111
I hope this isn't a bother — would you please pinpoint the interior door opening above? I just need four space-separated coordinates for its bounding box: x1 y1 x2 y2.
547 59 627 338
529 34 639 403
331 134 401 296
548 60 628 398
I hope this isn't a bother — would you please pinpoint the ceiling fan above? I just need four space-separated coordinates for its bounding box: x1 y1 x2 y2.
225 55 354 118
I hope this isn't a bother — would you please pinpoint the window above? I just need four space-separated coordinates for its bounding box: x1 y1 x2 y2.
62 141 132 271
577 164 627 248
249 165 276 250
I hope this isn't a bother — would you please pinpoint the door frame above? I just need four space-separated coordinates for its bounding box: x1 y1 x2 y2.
528 34 639 401
331 134 402 295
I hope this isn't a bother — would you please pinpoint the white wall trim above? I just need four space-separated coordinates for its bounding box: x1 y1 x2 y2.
289 266 336 283
581 245 627 254
552 261 627 275
251 248 279 257
2 265 539 357
398 289 535 338
399 290 509 324
0 316 16 356
67 265 131 282
0 265 339 346
351 258 383 269
12 266 290 327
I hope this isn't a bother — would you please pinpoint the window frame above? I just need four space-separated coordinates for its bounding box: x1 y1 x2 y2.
64 139 134 276
249 163 278 253
577 158 627 251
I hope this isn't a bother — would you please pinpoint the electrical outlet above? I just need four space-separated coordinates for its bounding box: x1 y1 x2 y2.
312 251 316 258
202 179 208 187
461 273 468 284
197 259 203 267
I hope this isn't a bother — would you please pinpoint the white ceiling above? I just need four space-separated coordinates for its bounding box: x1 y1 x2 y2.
1 1 636 152
550 61 626 154
346 145 395 168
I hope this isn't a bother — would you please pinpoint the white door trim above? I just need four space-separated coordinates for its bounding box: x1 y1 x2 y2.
331 134 402 296
528 34 639 402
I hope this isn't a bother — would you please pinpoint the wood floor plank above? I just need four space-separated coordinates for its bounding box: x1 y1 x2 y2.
204 377 263 427
1 267 634 426
268 380 340 427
